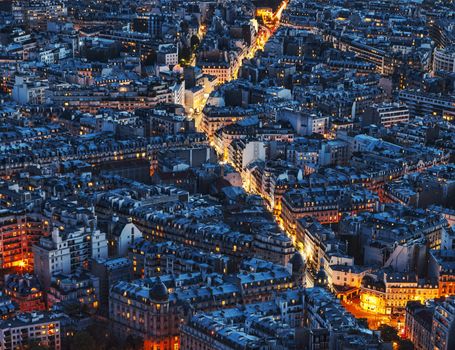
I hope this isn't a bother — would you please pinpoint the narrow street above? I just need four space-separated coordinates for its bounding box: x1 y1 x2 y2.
194 0 311 279
193 0 289 134
342 299 392 330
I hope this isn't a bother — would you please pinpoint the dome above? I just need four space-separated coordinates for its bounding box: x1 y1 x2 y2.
149 278 169 302
315 268 328 287
290 252 305 274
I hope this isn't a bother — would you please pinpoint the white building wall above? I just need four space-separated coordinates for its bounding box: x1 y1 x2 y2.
242 141 266 169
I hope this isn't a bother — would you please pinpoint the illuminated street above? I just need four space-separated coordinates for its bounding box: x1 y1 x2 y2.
343 298 392 330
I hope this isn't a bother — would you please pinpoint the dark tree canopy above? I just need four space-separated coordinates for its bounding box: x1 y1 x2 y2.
378 324 399 342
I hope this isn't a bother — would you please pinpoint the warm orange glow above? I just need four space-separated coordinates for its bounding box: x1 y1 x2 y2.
10 259 28 269
144 336 179 350
360 292 386 314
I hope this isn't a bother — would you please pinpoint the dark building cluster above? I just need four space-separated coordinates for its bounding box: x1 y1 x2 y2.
0 0 454 350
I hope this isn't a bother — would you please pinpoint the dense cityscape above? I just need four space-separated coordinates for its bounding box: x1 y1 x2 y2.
0 0 454 349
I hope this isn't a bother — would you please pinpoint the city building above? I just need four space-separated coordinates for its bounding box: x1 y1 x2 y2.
405 301 434 350
91 257 132 311
47 272 100 309
361 103 410 128
281 186 378 234
0 293 18 320
432 297 455 350
433 46 455 73
0 1 453 349
0 312 62 350
102 217 143 257
360 272 439 316
398 90 455 119
277 108 329 136
33 226 108 289
110 260 298 349
157 44 179 66
0 212 41 271
3 274 45 313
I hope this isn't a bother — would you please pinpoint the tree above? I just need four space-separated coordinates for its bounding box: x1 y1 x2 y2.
70 331 97 350
398 339 414 350
124 334 143 350
85 322 115 350
62 301 83 316
29 345 49 350
83 321 127 350
378 324 399 342
190 35 200 49
179 46 192 63
27 342 50 350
